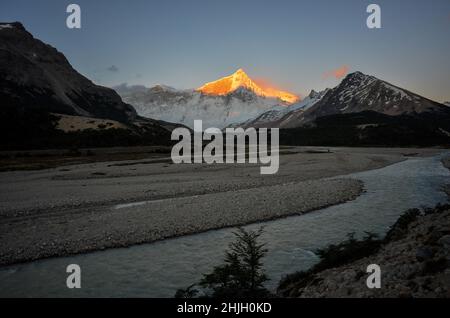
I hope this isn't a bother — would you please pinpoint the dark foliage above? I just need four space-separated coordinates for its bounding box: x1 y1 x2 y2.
0 107 173 150
314 232 381 272
277 232 381 295
384 208 421 242
279 111 450 147
175 227 272 298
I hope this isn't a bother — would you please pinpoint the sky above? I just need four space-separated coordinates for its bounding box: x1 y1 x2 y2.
1 0 449 102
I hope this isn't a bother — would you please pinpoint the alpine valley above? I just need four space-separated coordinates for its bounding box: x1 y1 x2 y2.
1 22 449 149
1 4 450 300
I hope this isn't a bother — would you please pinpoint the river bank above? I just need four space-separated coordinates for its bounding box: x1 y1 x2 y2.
0 147 443 266
277 154 450 298
0 178 362 266
278 204 450 298
0 150 448 297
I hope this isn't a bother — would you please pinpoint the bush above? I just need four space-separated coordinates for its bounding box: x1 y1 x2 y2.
384 208 421 242
278 232 381 295
314 232 381 272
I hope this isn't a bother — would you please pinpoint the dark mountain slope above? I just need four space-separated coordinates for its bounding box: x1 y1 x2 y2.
284 71 448 128
280 110 450 147
0 22 175 149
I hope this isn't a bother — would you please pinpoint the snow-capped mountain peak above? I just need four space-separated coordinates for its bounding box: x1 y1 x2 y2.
115 70 448 130
319 71 441 115
115 68 303 129
280 71 449 127
228 71 448 129
197 68 299 104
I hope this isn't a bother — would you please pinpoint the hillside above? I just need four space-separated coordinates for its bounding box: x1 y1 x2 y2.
278 203 450 298
0 22 174 149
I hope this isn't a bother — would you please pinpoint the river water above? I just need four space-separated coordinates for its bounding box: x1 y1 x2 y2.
0 153 449 297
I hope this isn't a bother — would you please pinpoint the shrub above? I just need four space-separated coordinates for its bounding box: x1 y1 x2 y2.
278 232 381 295
384 208 421 242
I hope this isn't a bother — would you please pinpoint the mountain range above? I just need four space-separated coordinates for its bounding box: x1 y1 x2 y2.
117 68 449 132
1 22 449 149
118 69 450 146
236 71 449 129
116 69 298 129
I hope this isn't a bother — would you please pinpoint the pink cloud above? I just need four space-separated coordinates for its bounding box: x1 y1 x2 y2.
323 65 350 80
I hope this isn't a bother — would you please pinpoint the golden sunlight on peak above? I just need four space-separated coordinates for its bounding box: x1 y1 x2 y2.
196 69 300 104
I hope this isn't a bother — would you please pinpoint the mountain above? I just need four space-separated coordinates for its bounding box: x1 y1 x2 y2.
228 71 450 146
0 22 174 149
234 71 449 129
197 68 299 104
444 102 450 107
116 69 300 129
292 71 448 127
278 72 450 146
0 22 137 122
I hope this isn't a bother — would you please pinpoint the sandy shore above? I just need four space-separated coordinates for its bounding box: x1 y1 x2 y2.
0 147 443 266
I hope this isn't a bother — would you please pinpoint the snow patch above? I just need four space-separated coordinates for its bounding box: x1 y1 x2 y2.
0 23 13 30
382 82 410 100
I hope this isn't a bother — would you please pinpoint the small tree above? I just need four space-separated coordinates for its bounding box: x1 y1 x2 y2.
175 227 271 298
200 227 270 297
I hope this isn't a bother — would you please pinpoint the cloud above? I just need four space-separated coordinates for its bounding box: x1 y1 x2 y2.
107 65 119 72
323 65 350 80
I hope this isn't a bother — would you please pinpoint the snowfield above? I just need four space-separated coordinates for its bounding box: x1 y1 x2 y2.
117 84 288 129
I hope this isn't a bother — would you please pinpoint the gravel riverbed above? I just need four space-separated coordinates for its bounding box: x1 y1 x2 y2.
0 147 441 266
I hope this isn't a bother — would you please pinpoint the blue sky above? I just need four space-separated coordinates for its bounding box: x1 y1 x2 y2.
1 0 449 102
